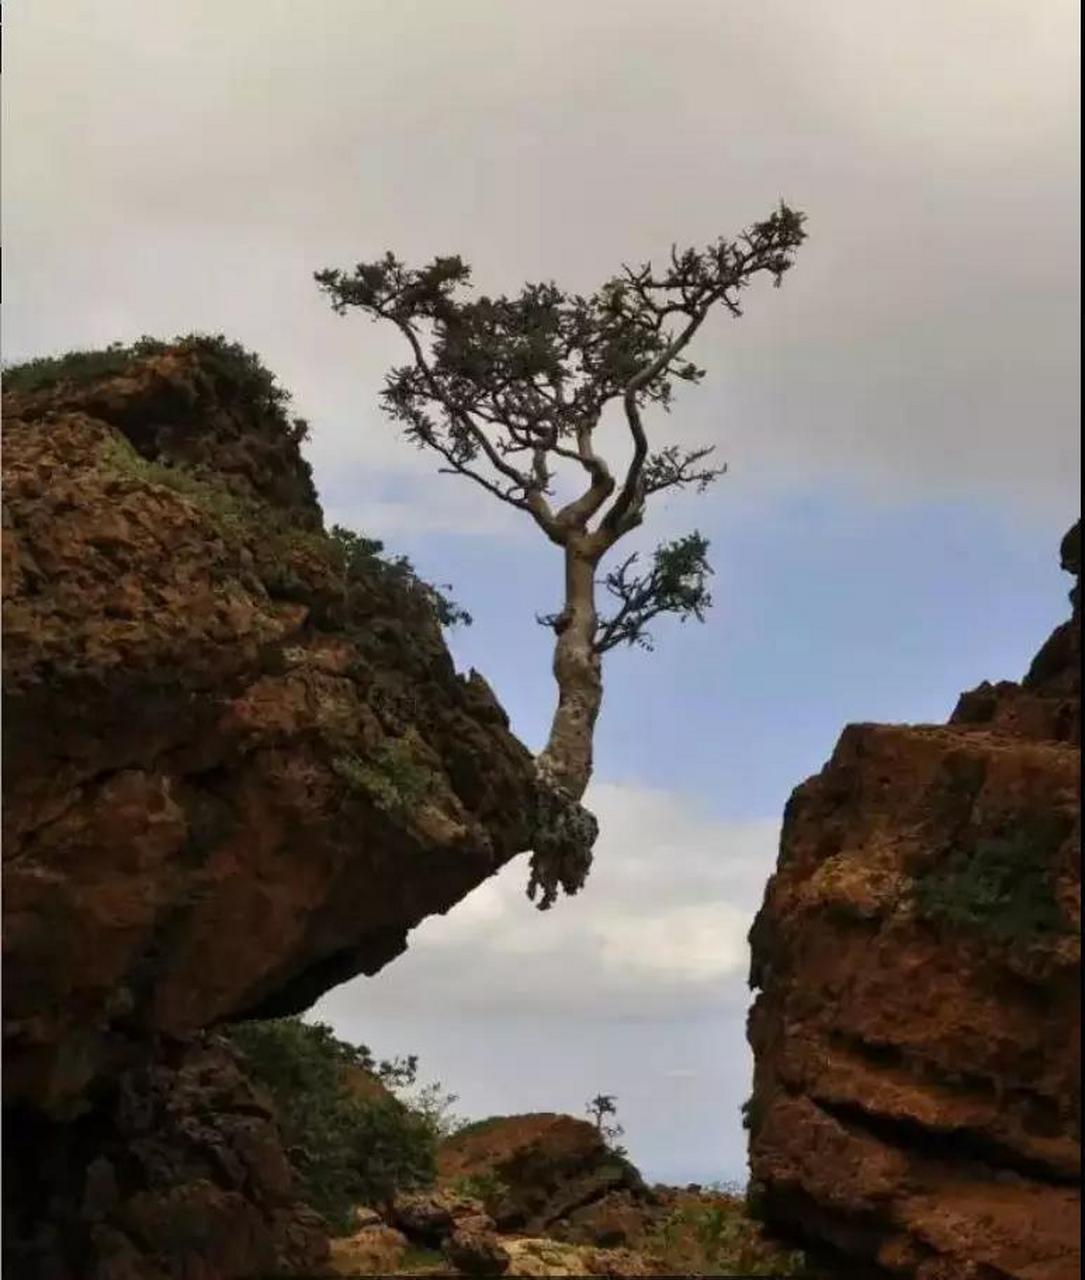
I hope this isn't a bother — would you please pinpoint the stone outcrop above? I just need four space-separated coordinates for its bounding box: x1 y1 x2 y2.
1 339 556 1277
4 1034 330 1280
435 1113 649 1238
747 520 1081 1280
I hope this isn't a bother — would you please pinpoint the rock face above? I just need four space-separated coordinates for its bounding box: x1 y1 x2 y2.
4 1034 329 1280
436 1113 648 1238
1 340 550 1277
747 520 1081 1280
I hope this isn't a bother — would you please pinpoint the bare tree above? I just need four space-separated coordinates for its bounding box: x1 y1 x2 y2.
316 204 805 905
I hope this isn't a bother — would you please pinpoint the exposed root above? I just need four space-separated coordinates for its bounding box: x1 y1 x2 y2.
526 765 599 910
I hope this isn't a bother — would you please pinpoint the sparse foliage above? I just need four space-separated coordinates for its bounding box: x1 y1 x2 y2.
316 207 806 905
328 523 472 629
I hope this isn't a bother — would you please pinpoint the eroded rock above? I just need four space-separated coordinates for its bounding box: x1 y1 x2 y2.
747 520 1082 1280
1 340 561 1278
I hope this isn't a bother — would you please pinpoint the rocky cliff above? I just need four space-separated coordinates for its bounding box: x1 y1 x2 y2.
1 337 554 1277
747 520 1081 1280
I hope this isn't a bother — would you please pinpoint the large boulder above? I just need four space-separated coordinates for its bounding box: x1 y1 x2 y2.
747 521 1082 1280
436 1114 648 1237
1 339 560 1277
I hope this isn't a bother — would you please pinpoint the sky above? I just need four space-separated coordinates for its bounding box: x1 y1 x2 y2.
3 0 1080 1185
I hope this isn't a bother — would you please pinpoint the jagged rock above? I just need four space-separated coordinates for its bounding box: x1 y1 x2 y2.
747 520 1082 1280
390 1189 492 1244
3 1034 330 1280
436 1114 648 1237
0 340 557 1278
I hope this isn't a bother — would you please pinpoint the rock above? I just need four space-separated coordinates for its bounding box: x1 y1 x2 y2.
444 1223 511 1275
391 1189 490 1244
3 1035 330 1280
437 1114 648 1237
328 1222 409 1274
350 1205 385 1231
1 339 558 1278
500 1236 656 1276
747 520 1082 1280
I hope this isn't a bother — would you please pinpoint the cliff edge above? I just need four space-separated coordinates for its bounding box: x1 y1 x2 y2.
1 337 549 1277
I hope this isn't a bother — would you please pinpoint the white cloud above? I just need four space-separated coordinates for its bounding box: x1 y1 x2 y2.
315 783 780 1021
3 0 1078 524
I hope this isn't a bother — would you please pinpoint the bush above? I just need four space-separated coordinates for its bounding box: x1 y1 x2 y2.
329 524 471 629
225 1017 440 1233
649 1192 808 1276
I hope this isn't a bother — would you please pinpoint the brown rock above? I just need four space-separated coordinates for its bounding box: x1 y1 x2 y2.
328 1222 409 1274
4 1034 330 1280
747 520 1082 1280
2 344 545 1116
1 340 571 1278
436 1114 648 1236
444 1222 512 1275
391 1189 492 1243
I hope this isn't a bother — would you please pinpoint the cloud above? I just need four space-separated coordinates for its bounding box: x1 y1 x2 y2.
3 0 1077 528
315 783 780 1022
310 782 778 1182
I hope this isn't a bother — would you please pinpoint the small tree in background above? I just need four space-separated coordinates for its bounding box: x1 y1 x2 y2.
586 1093 626 1154
316 205 805 906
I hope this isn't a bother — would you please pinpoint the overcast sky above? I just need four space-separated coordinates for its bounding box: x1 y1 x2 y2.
4 0 1080 1184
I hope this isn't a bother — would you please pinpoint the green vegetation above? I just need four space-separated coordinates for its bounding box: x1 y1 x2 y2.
586 1091 628 1157
914 821 1071 943
449 1170 510 1215
649 1193 808 1276
328 524 471 629
98 433 257 540
3 332 306 439
226 1017 447 1233
332 736 439 816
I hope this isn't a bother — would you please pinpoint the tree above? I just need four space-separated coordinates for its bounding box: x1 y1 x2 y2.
315 204 806 906
586 1093 625 1152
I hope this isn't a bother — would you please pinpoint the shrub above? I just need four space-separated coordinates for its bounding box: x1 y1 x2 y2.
649 1193 808 1276
225 1017 440 1233
2 332 300 426
329 524 471 629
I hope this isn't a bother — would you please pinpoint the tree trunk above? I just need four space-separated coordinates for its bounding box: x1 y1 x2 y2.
537 538 603 801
